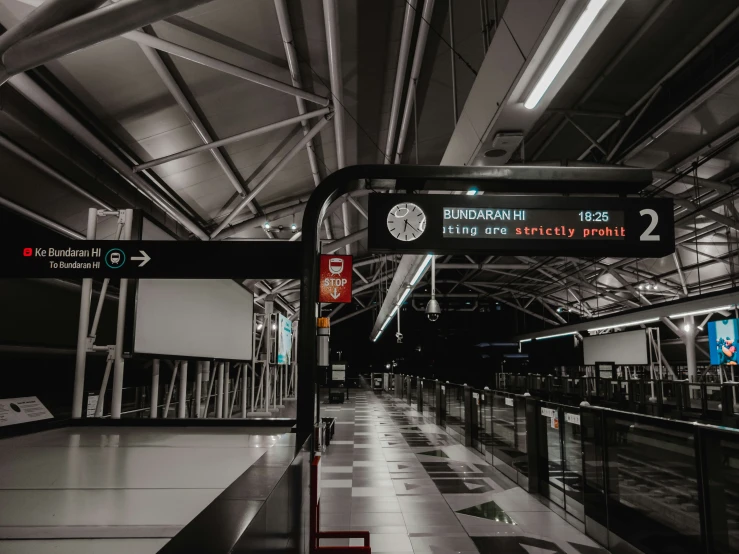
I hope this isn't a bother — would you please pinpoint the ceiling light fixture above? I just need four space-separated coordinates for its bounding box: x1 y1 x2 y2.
410 254 433 286
524 0 608 109
264 222 271 230
537 331 577 341
669 305 735 319
587 317 660 333
466 188 479 196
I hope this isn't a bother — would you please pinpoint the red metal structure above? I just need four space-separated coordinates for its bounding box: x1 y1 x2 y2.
310 456 370 553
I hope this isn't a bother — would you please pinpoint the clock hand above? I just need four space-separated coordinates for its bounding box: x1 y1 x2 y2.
407 221 419 232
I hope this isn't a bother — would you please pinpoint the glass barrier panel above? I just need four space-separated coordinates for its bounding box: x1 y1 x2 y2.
563 408 585 522
446 384 464 440
605 413 702 554
701 428 739 553
482 391 493 463
492 392 518 483
539 404 565 509
411 376 418 405
706 384 722 412
581 408 608 547
514 396 529 487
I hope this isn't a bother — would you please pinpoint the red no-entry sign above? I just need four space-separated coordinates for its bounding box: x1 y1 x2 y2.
319 254 352 303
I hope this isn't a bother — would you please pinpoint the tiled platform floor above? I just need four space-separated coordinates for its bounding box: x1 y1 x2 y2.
318 390 609 554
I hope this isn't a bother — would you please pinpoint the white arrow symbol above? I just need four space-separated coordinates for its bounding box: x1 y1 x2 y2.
131 251 151 267
330 288 341 300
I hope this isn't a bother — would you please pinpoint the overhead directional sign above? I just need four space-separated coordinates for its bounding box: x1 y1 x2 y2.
319 254 352 303
368 194 675 257
1 240 302 278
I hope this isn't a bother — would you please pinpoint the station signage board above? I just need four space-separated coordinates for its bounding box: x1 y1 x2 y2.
368 194 674 257
0 239 302 278
319 254 352 303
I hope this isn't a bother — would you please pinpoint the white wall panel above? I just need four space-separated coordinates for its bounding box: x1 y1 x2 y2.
583 329 648 365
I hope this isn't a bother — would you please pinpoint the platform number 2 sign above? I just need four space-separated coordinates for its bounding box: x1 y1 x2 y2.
639 209 660 241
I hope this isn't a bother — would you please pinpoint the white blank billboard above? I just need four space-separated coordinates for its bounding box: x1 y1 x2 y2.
583 329 648 366
133 279 254 360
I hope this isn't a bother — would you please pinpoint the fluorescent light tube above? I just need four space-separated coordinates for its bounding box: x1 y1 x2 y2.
538 331 577 340
669 305 735 319
466 188 478 196
524 0 608 109
519 338 532 343
587 317 660 333
397 288 411 306
410 254 433 286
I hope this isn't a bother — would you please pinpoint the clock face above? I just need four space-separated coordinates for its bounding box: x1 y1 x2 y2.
386 202 426 242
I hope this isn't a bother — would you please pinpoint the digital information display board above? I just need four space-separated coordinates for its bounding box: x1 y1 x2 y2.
442 208 625 240
369 195 674 257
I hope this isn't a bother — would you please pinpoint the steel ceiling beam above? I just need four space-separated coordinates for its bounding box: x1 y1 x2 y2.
322 228 368 254
575 4 739 162
394 0 435 164
532 0 674 160
323 0 351 254
10 73 209 240
210 114 333 238
138 44 250 202
0 0 106 53
0 133 111 210
134 107 330 172
0 194 84 239
122 30 329 106
0 0 218 85
383 0 417 164
274 0 333 243
516 288 739 341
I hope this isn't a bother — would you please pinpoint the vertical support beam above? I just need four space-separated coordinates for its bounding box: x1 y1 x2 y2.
464 385 473 447
178 360 188 418
72 207 97 418
685 316 697 382
203 361 214 418
111 209 133 419
216 362 224 418
151 359 160 419
224 362 231 418
242 363 249 418
195 361 202 418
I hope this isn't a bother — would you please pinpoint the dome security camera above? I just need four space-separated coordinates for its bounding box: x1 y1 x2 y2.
425 298 441 322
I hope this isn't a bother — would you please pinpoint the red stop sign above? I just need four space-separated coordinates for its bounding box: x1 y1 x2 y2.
319 255 352 303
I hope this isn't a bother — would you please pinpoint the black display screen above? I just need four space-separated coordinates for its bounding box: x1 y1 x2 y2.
442 208 626 240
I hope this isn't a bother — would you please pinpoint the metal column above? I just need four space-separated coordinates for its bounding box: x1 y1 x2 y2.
685 316 698 382
110 209 133 419
151 359 160 419
216 362 225 418
178 361 188 418
72 208 97 418
195 361 202 418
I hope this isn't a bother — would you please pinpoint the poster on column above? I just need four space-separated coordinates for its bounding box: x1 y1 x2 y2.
0 396 53 427
708 318 739 365
277 314 292 364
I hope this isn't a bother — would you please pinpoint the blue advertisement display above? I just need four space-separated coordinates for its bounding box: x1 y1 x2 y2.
707 318 739 365
277 314 292 365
